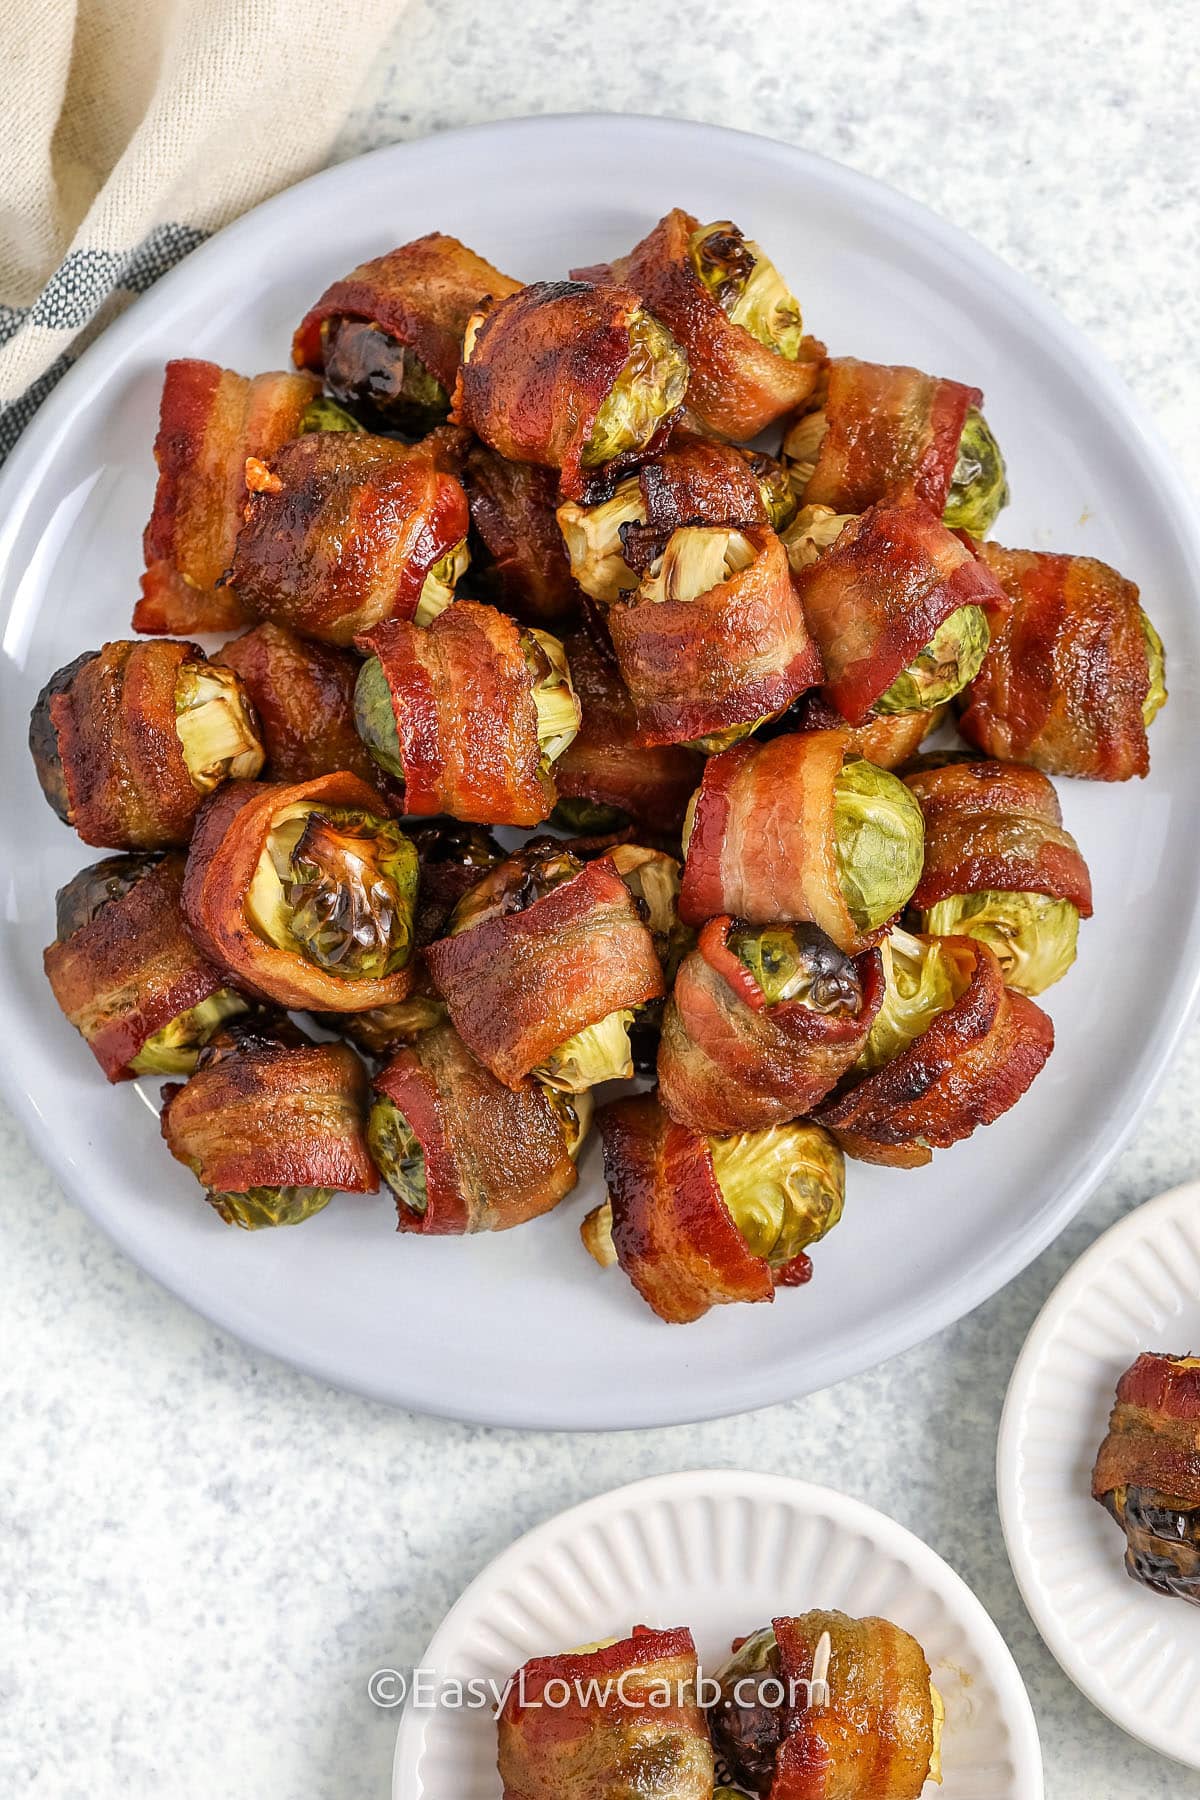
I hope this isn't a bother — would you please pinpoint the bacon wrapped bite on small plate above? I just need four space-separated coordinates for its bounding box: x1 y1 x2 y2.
1092 1352 1200 1606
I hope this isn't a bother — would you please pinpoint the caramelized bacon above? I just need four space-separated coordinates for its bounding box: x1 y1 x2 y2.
373 1024 578 1233
359 601 554 826
498 1625 713 1800
960 542 1155 779
628 429 777 527
292 232 521 394
658 918 885 1134
679 731 866 953
782 689 942 770
136 359 318 634
463 444 580 622
800 357 980 515
607 527 822 746
215 622 386 791
905 758 1093 915
1093 1355 1200 1502
229 431 470 645
815 936 1054 1166
575 208 825 439
424 856 663 1086
795 501 1008 725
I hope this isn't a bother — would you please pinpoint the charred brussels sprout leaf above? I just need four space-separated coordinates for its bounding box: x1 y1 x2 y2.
54 853 159 939
128 989 249 1076
858 927 970 1072
322 316 449 436
556 478 643 602
728 922 863 1013
300 395 365 434
368 1095 428 1216
748 452 799 532
832 758 926 932
689 221 804 360
711 1625 786 1794
943 406 1010 536
208 1185 335 1229
923 890 1079 996
583 308 688 469
522 628 582 768
1104 1485 1200 1603
414 539 469 627
708 1122 845 1269
873 604 990 715
535 1007 635 1093
353 655 405 781
1142 610 1168 728
608 843 687 973
542 1085 594 1160
174 662 265 792
28 648 97 825
550 796 631 835
448 843 584 937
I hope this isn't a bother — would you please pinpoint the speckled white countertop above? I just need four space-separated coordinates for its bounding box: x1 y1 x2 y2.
4 5 1200 1796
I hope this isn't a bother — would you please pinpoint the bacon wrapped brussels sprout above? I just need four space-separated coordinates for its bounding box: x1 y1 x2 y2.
462 443 581 623
1093 1354 1200 1604
215 622 387 792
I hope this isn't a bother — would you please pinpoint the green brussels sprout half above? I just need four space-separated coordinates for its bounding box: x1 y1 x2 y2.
708 1121 845 1270
321 316 449 436
832 757 926 933
873 604 990 715
1142 609 1168 728
857 927 970 1072
749 452 800 532
174 661 265 792
550 796 631 835
583 308 689 469
728 921 864 1013
208 1186 336 1230
942 406 1010 537
781 501 855 573
246 802 418 981
534 1006 635 1093
689 221 804 360
353 655 405 781
300 395 365 434
642 525 756 607
522 628 582 769
608 843 691 980
413 539 469 627
542 1085 595 1160
367 1094 429 1218
556 477 643 602
922 890 1080 996
128 989 250 1076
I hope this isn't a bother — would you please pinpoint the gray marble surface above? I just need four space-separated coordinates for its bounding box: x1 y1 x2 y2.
4 5 1200 1796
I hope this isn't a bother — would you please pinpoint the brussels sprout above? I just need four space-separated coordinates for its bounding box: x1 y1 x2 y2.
583 308 689 469
246 802 418 980
781 502 855 573
708 1122 845 1269
543 1085 595 1160
336 995 448 1056
857 927 970 1072
748 452 800 532
353 656 404 781
321 316 449 436
174 662 265 792
448 843 583 937
642 526 756 606
728 922 863 1013
54 853 159 939
128 989 250 1076
1103 1484 1200 1603
609 843 690 978
414 539 470 627
1142 609 1168 728
580 1198 618 1268
28 649 94 824
681 787 700 859
523 628 582 768
782 408 828 492
367 1093 428 1217
943 406 1010 536
550 796 631 834
923 890 1080 996
556 477 643 602
832 757 926 933
873 605 990 715
300 395 364 434
534 1006 635 1092
208 1185 335 1230
689 221 804 360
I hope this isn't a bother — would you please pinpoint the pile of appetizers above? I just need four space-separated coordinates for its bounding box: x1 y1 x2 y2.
30 209 1169 1323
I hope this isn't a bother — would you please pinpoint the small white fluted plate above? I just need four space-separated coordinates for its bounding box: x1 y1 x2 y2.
392 1468 1042 1798
997 1181 1200 1768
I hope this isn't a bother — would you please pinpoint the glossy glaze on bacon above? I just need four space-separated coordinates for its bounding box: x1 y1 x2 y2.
794 501 1009 725
462 443 580 622
554 624 702 833
498 1625 713 1800
215 622 387 791
451 280 682 500
679 730 866 952
814 936 1054 1166
136 359 319 635
658 918 885 1134
781 688 942 770
374 1024 578 1234
960 542 1155 779
905 758 1093 914
607 527 822 746
44 854 231 1081
611 428 778 528
800 356 980 515
229 431 470 645
1092 1354 1200 1503
359 601 553 826
424 856 663 1087
574 208 825 440
181 771 414 1012
292 232 521 394
161 1032 377 1195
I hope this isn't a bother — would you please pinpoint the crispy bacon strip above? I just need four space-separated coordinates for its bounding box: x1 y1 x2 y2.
31 640 208 848
608 527 822 746
451 280 681 500
463 444 580 622
815 936 1054 1166
43 855 231 1081
632 430 776 527
795 501 1008 725
679 731 866 953
574 208 825 440
960 542 1154 780
658 919 885 1134
905 758 1093 915
1092 1354 1200 1502
215 622 386 791
181 771 414 1012
597 1094 776 1322
783 689 941 770
161 1034 377 1194
800 357 980 515
292 233 521 393
424 857 663 1086
771 1612 935 1800
136 359 318 634
498 1625 713 1800
359 601 553 826
229 431 469 646
374 1024 577 1234
554 624 702 832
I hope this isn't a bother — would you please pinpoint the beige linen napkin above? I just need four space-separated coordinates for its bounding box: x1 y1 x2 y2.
0 0 403 460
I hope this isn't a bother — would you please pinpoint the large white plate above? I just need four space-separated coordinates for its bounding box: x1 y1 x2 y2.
1 115 1198 1428
997 1180 1200 1768
391 1468 1043 1798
